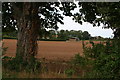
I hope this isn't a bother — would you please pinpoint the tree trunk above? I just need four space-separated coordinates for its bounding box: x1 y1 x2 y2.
16 3 39 65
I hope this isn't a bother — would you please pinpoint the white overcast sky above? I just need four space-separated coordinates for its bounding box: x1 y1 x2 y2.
57 16 114 38
56 2 114 38
47 2 114 38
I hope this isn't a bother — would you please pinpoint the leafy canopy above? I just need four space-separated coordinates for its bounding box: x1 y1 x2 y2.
2 2 76 32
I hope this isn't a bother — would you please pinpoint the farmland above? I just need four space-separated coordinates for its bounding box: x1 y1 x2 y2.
2 2 119 78
3 39 103 61
2 39 104 78
3 39 84 61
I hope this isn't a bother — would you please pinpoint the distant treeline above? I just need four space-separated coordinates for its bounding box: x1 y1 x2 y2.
3 29 107 40
38 29 106 40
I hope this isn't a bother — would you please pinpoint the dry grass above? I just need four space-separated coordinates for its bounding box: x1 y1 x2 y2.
2 59 83 78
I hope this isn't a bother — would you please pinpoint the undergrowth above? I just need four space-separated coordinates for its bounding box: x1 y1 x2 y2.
2 57 41 73
72 39 120 78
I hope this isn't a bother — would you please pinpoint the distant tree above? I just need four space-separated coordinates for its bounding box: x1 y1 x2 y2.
69 30 76 37
77 30 83 40
57 30 91 40
82 31 91 40
49 30 56 39
3 30 17 38
38 28 50 39
58 30 67 40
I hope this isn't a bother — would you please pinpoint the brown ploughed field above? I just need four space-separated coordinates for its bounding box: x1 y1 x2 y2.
3 39 101 61
3 39 103 78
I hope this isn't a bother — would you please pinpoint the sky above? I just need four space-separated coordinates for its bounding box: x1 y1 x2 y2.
57 16 114 38
47 2 114 38
56 2 114 38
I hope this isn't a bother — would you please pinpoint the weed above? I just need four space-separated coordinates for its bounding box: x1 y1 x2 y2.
65 69 75 77
72 53 88 67
3 57 41 73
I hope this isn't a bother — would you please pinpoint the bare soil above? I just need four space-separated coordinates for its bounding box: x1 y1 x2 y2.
2 39 102 78
3 39 102 61
3 39 84 61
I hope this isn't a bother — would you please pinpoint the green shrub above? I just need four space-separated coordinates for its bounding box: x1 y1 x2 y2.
83 40 120 78
84 41 105 59
65 69 75 77
3 57 41 73
2 43 41 73
72 53 88 66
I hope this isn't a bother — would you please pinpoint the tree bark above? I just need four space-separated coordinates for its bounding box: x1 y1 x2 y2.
16 3 39 65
